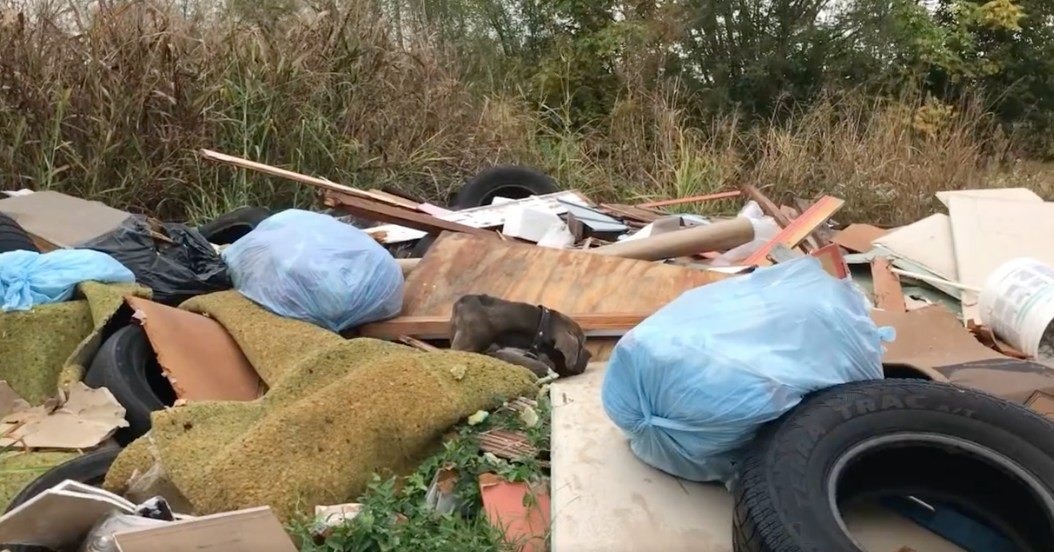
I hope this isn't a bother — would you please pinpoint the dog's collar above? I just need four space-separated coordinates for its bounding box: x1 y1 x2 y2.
529 305 556 358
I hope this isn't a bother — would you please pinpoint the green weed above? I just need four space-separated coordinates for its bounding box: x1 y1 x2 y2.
290 395 551 552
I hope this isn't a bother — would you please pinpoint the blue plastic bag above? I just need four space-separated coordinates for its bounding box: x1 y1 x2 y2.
601 257 891 484
222 209 404 332
0 249 135 311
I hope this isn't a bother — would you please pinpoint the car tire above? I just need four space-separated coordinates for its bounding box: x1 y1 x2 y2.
0 213 39 254
733 379 1054 552
84 326 175 445
196 206 271 245
452 166 559 209
3 447 121 552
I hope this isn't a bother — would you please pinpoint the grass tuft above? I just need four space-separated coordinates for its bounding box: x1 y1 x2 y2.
1 2 1047 226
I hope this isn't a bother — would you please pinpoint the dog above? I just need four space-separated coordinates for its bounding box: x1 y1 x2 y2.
450 294 591 378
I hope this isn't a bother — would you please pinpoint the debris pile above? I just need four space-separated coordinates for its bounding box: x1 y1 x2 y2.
2 150 1054 551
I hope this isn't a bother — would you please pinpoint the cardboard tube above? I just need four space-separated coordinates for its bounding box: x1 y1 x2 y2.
396 217 755 273
591 217 755 261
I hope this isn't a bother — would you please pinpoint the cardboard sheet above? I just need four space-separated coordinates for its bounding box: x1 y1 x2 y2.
936 187 1042 208
831 224 888 253
126 297 264 401
947 196 1054 289
0 382 127 449
0 381 29 417
873 214 958 280
0 191 130 250
873 306 1054 401
113 506 296 552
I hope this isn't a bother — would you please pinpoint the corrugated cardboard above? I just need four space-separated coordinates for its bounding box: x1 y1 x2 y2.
873 306 1054 402
832 224 888 253
1026 390 1054 418
0 382 127 449
126 296 264 401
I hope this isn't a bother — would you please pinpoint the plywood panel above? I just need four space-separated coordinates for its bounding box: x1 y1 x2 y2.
948 196 1054 289
401 233 725 317
395 233 726 360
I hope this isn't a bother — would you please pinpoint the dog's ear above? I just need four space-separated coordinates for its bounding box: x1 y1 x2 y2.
550 315 589 377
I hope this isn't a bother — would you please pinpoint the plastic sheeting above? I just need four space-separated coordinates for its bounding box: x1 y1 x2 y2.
222 209 404 332
0 249 134 311
602 257 891 484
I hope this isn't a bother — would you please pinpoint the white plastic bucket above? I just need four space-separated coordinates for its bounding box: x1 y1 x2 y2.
979 258 1054 357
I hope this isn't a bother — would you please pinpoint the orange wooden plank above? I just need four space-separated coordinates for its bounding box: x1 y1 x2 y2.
871 257 907 312
743 196 845 266
810 244 849 279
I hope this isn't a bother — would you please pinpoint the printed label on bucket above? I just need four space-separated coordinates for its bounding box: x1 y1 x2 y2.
980 258 1054 357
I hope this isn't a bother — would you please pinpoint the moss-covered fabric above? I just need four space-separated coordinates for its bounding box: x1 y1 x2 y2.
0 281 150 405
0 451 79 511
105 291 537 521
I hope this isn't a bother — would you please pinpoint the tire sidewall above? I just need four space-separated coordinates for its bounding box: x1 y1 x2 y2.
741 381 1054 550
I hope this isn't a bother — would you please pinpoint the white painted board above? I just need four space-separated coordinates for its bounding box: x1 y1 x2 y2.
365 190 590 244
948 196 1054 289
873 214 958 280
936 187 1042 208
550 365 963 552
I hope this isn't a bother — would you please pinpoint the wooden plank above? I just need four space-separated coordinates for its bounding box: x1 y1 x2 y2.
810 244 849 279
360 313 650 340
367 189 421 210
743 196 845 266
636 191 741 209
198 149 404 207
325 191 495 237
396 233 726 361
871 257 907 312
742 184 794 228
599 203 665 224
743 185 824 252
767 244 804 264
397 335 440 352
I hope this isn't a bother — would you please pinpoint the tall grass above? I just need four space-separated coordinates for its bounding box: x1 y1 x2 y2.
0 0 1036 225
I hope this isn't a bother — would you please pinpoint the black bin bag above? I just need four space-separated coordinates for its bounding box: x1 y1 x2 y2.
80 215 231 305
